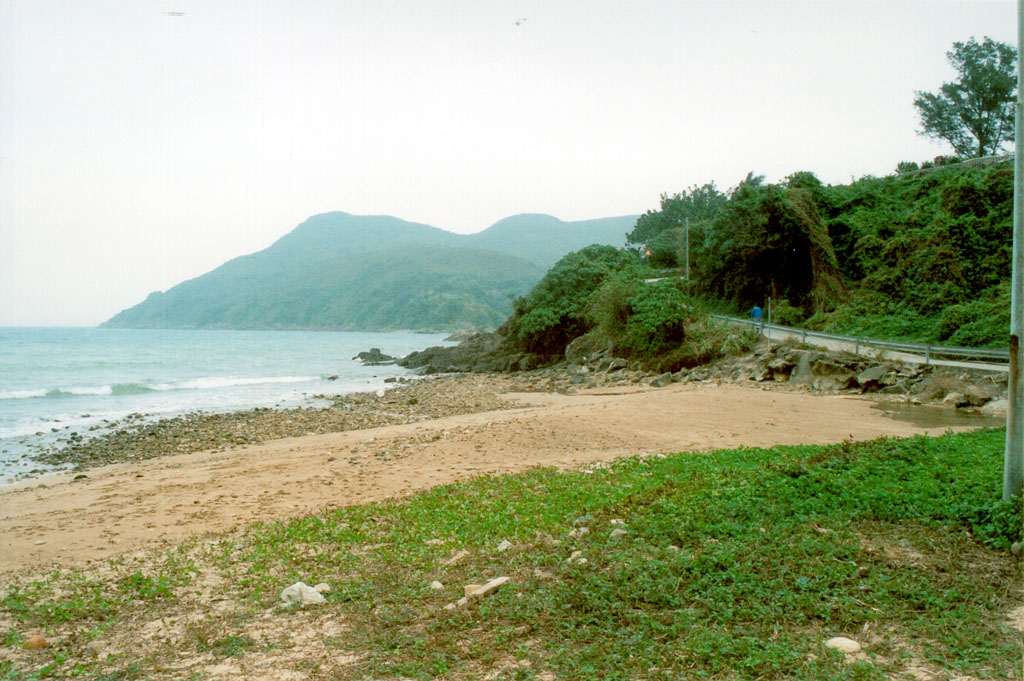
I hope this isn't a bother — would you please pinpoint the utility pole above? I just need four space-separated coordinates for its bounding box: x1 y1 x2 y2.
1005 0 1024 502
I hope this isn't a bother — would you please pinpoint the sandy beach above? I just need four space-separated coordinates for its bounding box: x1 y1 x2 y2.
0 374 966 575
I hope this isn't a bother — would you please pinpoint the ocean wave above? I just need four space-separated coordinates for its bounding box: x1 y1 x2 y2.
44 385 113 398
110 383 157 396
1 376 318 401
162 376 320 391
0 389 48 400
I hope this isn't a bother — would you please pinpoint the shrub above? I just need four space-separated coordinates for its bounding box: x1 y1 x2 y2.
649 316 760 372
769 298 805 326
506 246 639 355
621 278 692 355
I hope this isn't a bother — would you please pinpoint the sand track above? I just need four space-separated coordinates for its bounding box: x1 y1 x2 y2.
0 381 950 574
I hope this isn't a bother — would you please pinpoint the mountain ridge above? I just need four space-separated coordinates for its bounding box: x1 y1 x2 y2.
102 211 639 332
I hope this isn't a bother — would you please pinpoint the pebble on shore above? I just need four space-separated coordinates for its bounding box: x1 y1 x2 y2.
25 370 640 473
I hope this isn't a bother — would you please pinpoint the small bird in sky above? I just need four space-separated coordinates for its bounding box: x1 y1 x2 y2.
514 17 526 26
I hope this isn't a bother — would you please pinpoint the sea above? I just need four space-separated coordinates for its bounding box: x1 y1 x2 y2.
0 327 451 480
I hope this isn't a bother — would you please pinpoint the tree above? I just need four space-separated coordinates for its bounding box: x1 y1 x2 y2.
626 183 726 269
697 175 844 313
913 37 1016 158
627 183 725 245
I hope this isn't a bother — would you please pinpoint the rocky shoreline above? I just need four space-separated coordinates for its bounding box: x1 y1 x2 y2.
20 337 1009 476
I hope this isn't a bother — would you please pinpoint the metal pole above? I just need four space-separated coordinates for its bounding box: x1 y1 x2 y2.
1005 0 1024 502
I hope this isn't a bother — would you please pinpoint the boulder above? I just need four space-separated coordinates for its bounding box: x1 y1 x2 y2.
467 576 510 598
446 576 511 609
444 328 484 342
399 331 555 374
22 635 47 650
857 364 890 392
280 582 327 606
651 372 674 388
878 381 909 395
606 358 628 373
565 334 613 366
955 386 991 408
824 636 862 654
766 356 795 380
354 348 397 365
979 398 1008 415
811 361 858 392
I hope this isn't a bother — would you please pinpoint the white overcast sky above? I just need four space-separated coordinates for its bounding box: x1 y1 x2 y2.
0 0 1017 326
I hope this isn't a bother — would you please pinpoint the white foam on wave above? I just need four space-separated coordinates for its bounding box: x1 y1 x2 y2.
160 375 320 391
1 376 321 401
0 389 48 400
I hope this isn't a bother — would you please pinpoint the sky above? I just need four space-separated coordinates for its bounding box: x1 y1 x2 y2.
0 0 1018 326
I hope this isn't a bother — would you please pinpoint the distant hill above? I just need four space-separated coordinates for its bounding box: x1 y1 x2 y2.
467 213 633 268
102 211 638 332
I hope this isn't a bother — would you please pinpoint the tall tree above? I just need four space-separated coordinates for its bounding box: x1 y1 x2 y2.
913 37 1016 158
697 175 844 313
626 183 725 268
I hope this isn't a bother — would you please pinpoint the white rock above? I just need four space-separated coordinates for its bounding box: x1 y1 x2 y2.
469 576 510 598
496 539 513 552
430 581 444 590
609 528 628 540
567 527 589 539
313 582 331 594
566 551 588 565
464 584 482 597
825 636 862 654
280 582 327 606
609 519 626 526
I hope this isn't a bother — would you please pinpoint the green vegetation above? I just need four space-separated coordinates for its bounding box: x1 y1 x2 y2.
102 212 638 332
619 37 1016 349
913 37 1016 159
585 273 760 370
505 245 638 354
627 160 1013 347
504 245 759 369
3 430 1019 679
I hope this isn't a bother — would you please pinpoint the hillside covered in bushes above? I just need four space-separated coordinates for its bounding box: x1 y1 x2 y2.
440 158 1012 377
626 159 1013 347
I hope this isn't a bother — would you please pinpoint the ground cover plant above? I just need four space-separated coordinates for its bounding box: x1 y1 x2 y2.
2 429 1020 680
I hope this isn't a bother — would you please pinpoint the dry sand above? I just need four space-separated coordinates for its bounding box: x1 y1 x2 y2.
0 379 962 575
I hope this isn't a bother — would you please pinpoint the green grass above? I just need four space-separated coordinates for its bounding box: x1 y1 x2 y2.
1 429 1020 680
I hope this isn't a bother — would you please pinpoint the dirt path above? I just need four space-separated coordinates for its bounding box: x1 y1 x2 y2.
0 382 955 575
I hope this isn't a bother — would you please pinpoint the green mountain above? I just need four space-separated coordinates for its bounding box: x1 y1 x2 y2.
466 213 633 268
102 211 638 331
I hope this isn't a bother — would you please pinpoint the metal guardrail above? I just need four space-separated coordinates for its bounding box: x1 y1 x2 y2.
710 315 1010 364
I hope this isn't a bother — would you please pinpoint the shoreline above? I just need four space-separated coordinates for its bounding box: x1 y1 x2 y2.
8 357 1007 484
0 365 997 575
8 365 661 480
